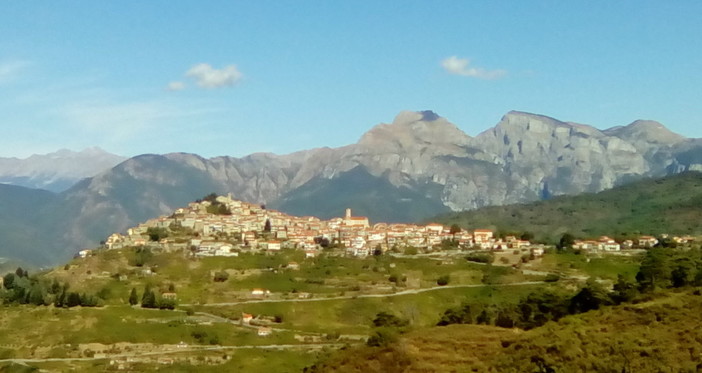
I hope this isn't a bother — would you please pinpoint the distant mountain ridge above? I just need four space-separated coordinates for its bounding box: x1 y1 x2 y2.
0 148 126 192
3 110 702 266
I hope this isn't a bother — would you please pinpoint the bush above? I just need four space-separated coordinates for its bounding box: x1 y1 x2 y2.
366 329 398 347
372 312 409 328
213 271 229 282
466 252 493 264
437 275 450 286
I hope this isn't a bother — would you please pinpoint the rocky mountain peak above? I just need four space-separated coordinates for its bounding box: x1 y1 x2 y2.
605 120 685 146
357 110 470 150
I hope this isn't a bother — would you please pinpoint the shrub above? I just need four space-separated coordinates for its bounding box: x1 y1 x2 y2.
366 329 398 347
213 271 229 282
466 252 493 264
437 275 450 286
372 312 409 328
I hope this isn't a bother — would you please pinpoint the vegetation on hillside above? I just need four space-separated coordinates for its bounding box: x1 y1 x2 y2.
434 171 702 244
304 289 702 373
305 246 702 372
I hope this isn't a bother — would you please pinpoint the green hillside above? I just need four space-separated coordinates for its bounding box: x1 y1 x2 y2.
434 171 702 243
304 289 702 373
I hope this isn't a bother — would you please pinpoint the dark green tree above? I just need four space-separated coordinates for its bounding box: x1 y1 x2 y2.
28 285 45 306
372 312 409 328
366 329 398 347
141 290 157 308
520 231 535 241
557 233 575 251
264 219 272 233
146 227 169 242
437 303 472 326
66 292 82 307
569 279 611 314
670 257 696 288
2 273 15 289
610 274 638 304
437 275 450 286
636 248 671 291
476 309 492 325
129 288 139 306
49 278 61 295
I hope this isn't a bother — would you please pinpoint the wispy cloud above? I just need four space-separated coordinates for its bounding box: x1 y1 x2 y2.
0 60 30 83
166 81 186 91
61 100 171 141
441 56 506 80
185 63 242 89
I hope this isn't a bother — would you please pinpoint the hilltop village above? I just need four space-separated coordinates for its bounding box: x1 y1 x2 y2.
95 194 682 261
101 194 530 258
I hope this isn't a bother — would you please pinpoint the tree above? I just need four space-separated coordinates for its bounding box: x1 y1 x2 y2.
520 231 534 241
66 292 82 308
147 227 169 242
366 329 398 347
476 309 492 325
557 233 575 251
569 279 611 314
670 257 696 288
141 289 157 308
132 247 153 267
495 309 516 328
636 248 671 291
213 271 229 282
437 303 472 326
50 278 61 295
372 312 409 328
437 275 450 286
264 219 272 233
610 274 638 304
28 285 46 306
129 288 139 306
2 273 15 289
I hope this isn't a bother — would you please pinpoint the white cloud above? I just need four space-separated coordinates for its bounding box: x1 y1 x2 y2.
185 63 242 89
441 56 506 79
166 81 186 91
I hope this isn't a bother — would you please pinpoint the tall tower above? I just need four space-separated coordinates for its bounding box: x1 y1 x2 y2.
345 208 351 219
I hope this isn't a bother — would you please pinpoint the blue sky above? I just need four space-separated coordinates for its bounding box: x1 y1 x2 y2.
1 1 701 158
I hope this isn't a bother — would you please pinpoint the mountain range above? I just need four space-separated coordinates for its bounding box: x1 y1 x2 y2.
0 148 126 192
3 110 702 266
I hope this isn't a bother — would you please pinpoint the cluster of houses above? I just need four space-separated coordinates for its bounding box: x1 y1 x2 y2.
101 195 537 258
571 234 695 252
97 194 684 259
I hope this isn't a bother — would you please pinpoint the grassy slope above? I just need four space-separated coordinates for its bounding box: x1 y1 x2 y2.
307 290 702 373
434 171 702 243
